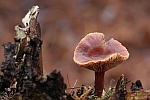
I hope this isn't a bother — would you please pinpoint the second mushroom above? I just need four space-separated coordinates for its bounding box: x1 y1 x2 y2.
73 32 129 98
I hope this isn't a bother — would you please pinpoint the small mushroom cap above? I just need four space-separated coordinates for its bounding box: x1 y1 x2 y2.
73 32 129 72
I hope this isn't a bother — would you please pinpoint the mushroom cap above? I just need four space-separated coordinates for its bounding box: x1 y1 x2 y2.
73 32 129 72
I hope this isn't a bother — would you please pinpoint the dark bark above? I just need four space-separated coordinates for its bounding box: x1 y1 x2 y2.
0 6 66 100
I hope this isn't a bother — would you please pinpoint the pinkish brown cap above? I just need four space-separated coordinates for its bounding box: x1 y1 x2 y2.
73 32 129 72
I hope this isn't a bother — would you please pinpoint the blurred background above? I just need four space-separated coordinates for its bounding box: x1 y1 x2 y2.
0 0 150 91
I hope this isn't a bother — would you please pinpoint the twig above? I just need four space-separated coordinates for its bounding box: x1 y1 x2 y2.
70 79 78 93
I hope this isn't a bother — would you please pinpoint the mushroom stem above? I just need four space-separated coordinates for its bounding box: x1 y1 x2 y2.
95 71 105 98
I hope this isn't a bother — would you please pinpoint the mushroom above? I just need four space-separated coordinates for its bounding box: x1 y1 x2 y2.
73 32 129 98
